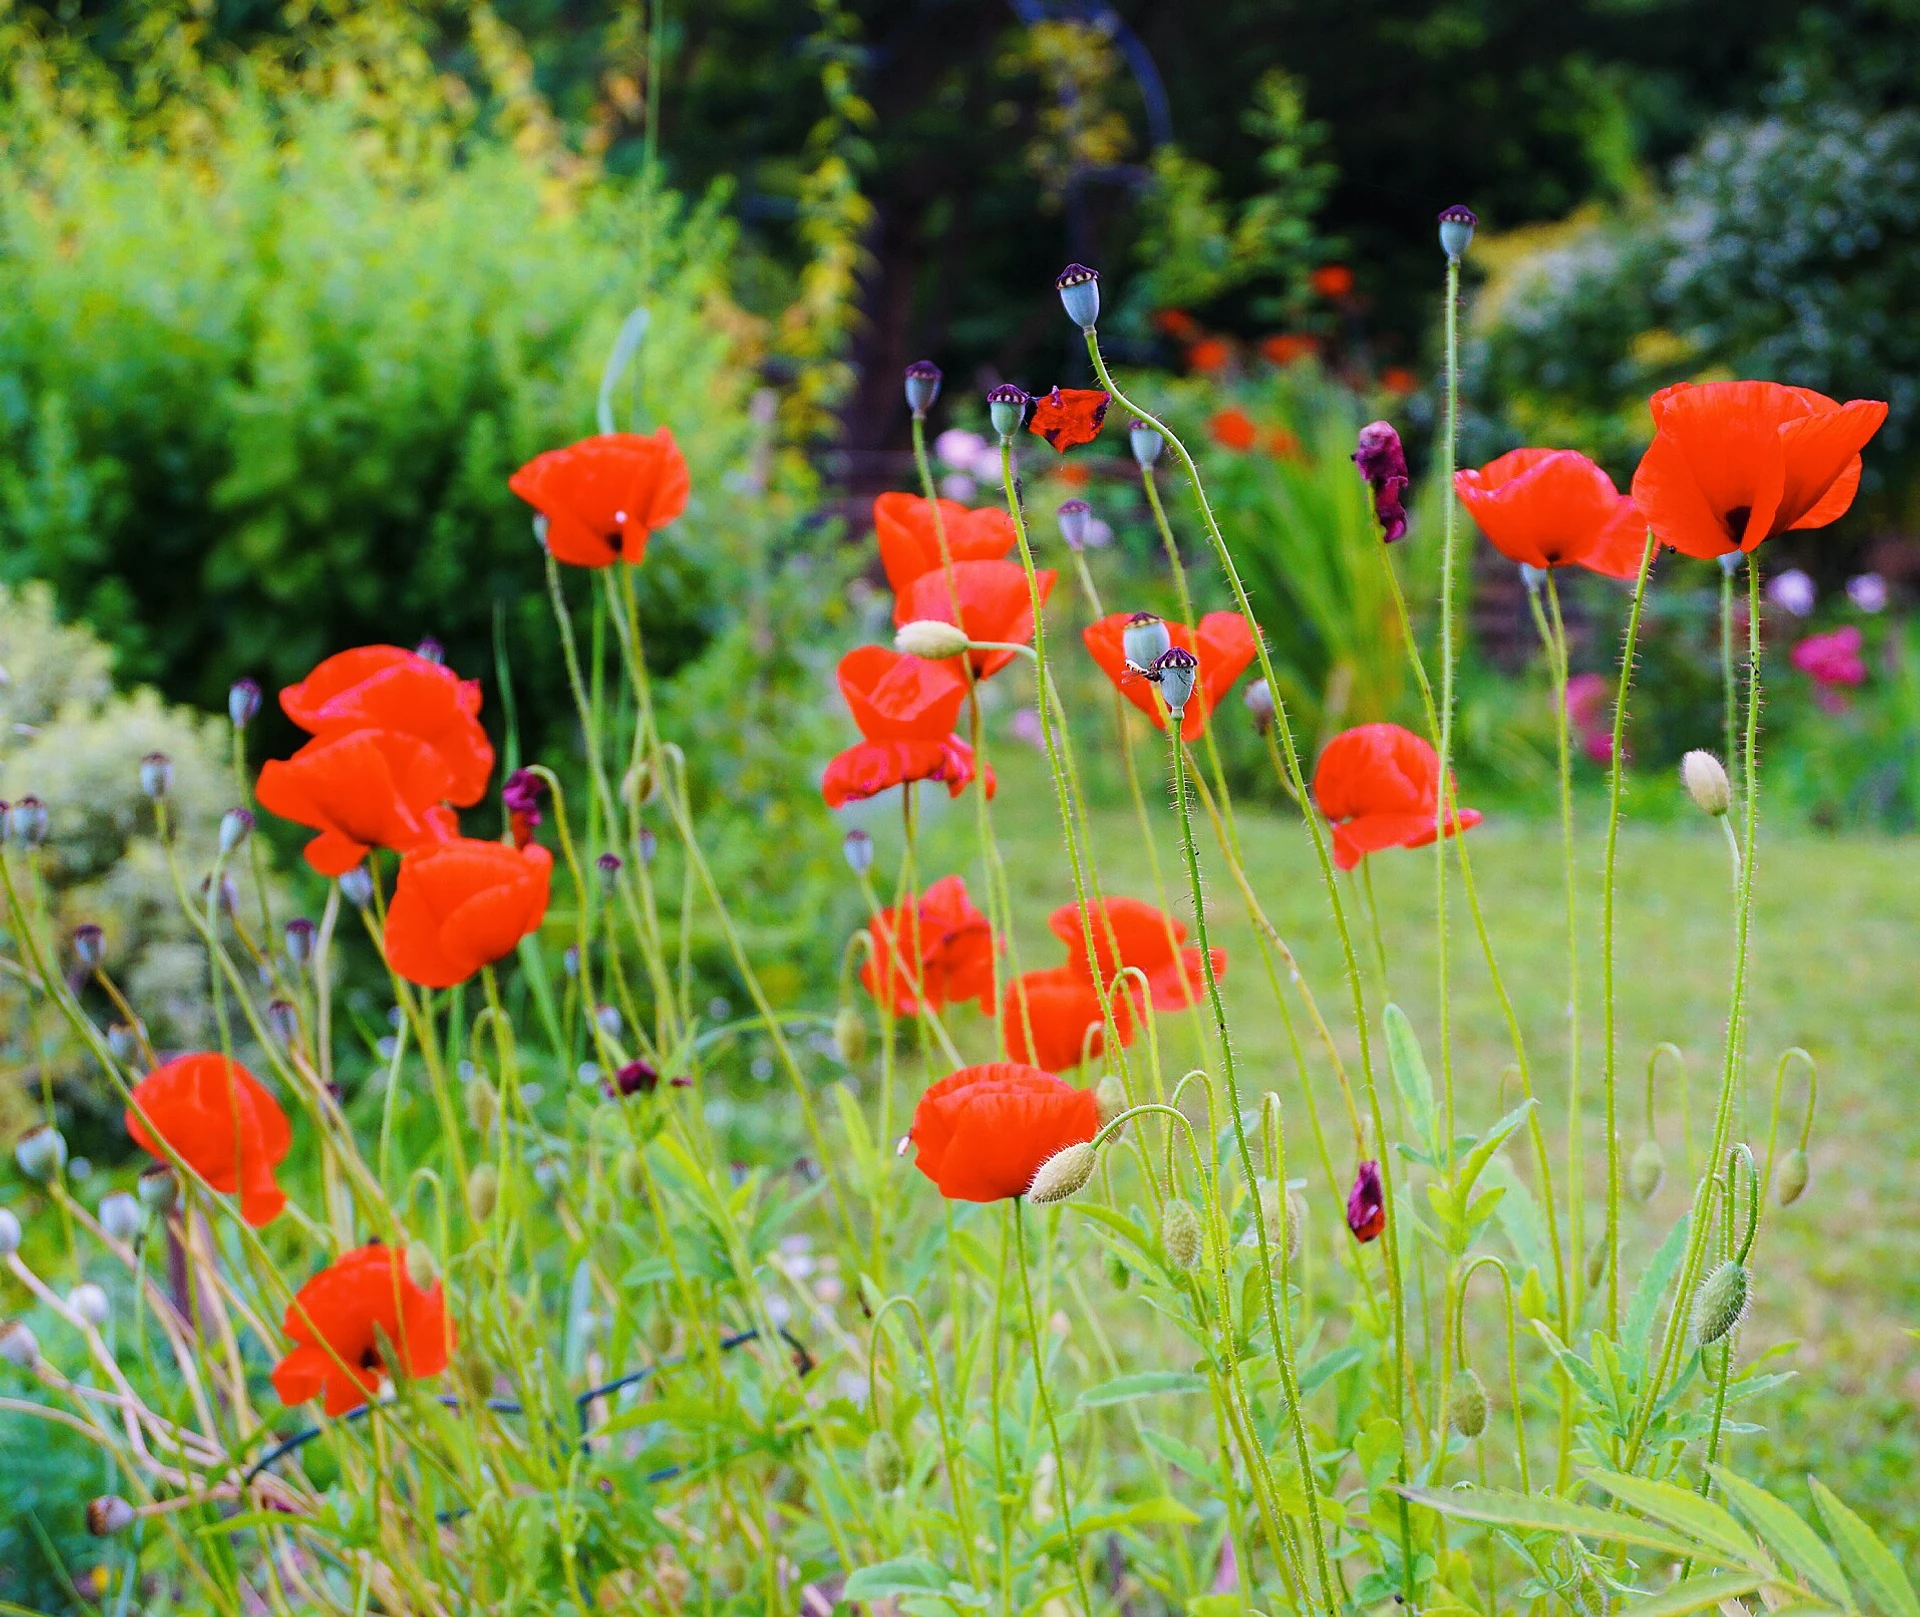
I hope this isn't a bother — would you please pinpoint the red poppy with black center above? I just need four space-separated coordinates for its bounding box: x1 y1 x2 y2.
822 647 992 808
1028 387 1110 453
1630 381 1887 559
258 729 459 876
1048 896 1224 1014
861 874 996 1017
509 428 691 568
892 559 1056 681
872 493 1016 593
1455 449 1647 578
909 1062 1100 1200
280 647 494 807
1312 723 1481 871
271 1244 452 1416
384 837 552 988
126 1054 292 1227
1083 611 1258 742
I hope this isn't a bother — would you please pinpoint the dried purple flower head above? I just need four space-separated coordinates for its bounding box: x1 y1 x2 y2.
1353 421 1411 544
1437 204 1478 261
284 917 316 967
1057 498 1092 551
1346 1159 1385 1243
228 677 263 730
986 383 1035 439
904 360 943 418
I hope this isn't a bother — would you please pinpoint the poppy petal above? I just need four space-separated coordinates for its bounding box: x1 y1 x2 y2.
1775 400 1887 532
1028 387 1110 453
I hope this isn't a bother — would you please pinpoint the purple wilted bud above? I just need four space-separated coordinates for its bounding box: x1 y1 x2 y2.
1354 421 1411 544
1122 612 1172 672
842 829 874 877
218 808 254 855
986 383 1034 440
228 677 262 730
1152 646 1200 717
637 827 658 865
267 999 300 1042
415 637 445 665
1437 204 1478 261
1055 262 1102 330
284 918 316 967
339 866 374 908
7 795 48 847
73 924 104 969
1057 499 1092 552
1346 1159 1385 1243
502 768 545 825
606 1059 660 1099
904 360 943 419
596 852 622 892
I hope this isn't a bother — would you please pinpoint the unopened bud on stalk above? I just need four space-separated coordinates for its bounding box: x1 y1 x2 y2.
466 1163 499 1222
73 924 104 970
833 1005 866 1066
284 917 316 967
986 383 1032 441
87 1496 136 1537
466 1077 498 1137
218 808 254 855
894 619 971 660
1693 1258 1750 1345
69 1283 110 1328
1519 564 1547 594
1055 262 1102 330
15 1124 67 1182
1259 1183 1305 1265
7 795 48 847
843 830 874 877
1104 1250 1130 1291
865 1430 905 1492
140 753 173 801
1122 612 1171 672
1028 1142 1097 1204
1682 751 1731 818
1094 1074 1127 1128
339 866 375 908
228 677 262 730
903 360 943 419
1776 1148 1810 1205
1447 1369 1490 1438
1629 1138 1665 1203
1129 420 1164 468
1437 203 1478 262
637 827 658 866
596 852 622 892
0 1320 39 1368
98 1192 141 1243
405 1240 439 1291
1161 1198 1203 1271
1153 646 1200 717
0 1209 19 1256
137 1165 178 1215
1244 678 1275 733
622 759 659 807
1057 498 1092 552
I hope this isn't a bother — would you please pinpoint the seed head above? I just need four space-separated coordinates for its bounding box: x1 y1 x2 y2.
842 829 874 877
1244 678 1275 733
0 1208 19 1257
1629 1138 1666 1203
833 1005 867 1066
1160 1197 1203 1271
228 677 263 730
596 852 622 892
1122 612 1172 672
1028 1141 1098 1204
894 619 971 660
415 636 445 664
136 1165 178 1215
1055 262 1102 330
87 1496 136 1537
1057 498 1092 552
595 1003 624 1039
1129 420 1164 468
1447 1369 1490 1438
284 917 316 967
140 753 174 800
107 1023 139 1063
405 1240 439 1291
1693 1258 1750 1345
1682 751 1731 818
0 1320 39 1368
903 359 943 419
98 1192 141 1243
1153 646 1200 717
339 866 375 908
466 1163 499 1221
218 807 254 855
69 1282 110 1328
1437 203 1478 261
7 795 48 847
865 1430 905 1492
15 1124 67 1182
267 999 299 1043
1776 1148 1810 1206
986 383 1033 441
73 924 104 970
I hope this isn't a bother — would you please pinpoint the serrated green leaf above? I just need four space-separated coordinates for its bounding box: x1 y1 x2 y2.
1077 1371 1208 1409
843 1556 949 1598
1614 1571 1765 1617
1586 1472 1765 1566
1809 1477 1920 1617
1394 1485 1700 1558
1384 1004 1438 1157
1457 1098 1536 1199
1710 1468 1851 1608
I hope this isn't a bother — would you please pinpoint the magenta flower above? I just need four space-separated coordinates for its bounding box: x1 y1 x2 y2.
1353 421 1410 543
1346 1159 1385 1243
1792 625 1867 689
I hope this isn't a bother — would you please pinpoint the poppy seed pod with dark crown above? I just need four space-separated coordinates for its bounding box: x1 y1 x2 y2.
904 360 943 418
1055 262 1101 330
986 383 1033 441
1122 612 1172 672
73 924 104 970
7 795 48 847
1438 204 1478 261
140 753 173 801
1057 498 1092 551
1129 420 1164 467
1153 646 1200 718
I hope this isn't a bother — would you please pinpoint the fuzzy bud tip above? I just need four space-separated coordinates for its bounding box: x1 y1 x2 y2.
1028 1141 1098 1204
1161 1197 1203 1271
894 619 972 661
1681 750 1731 817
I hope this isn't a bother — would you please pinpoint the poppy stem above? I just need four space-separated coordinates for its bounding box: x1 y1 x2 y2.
1433 251 1462 1172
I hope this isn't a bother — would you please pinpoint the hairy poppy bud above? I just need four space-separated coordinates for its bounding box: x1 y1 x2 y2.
1161 1197 1203 1271
1346 1160 1385 1243
87 1496 135 1537
284 917 316 968
1129 420 1164 468
1584 1236 1608 1291
904 360 943 418
15 1124 66 1182
467 1163 499 1221
1258 1183 1305 1265
69 1282 110 1328
466 1076 498 1136
622 759 659 808
1057 498 1092 552
1776 1148 1810 1206
218 808 254 855
1153 646 1200 717
1055 262 1102 329
986 383 1032 441
136 1165 178 1215
339 866 375 908
228 677 262 730
98 1192 141 1243
1629 1138 1665 1203
596 852 622 892
1094 1074 1127 1127
833 1005 866 1066
1682 751 1731 818
1122 612 1171 671
1029 1141 1098 1204
1693 1258 1750 1345
73 924 104 970
140 753 173 801
1519 563 1547 594
7 795 48 847
0 1209 18 1257
1244 678 1275 734
843 829 874 876
1447 1369 1490 1438
405 1240 439 1291
865 1430 905 1492
894 619 971 660
1437 204 1478 262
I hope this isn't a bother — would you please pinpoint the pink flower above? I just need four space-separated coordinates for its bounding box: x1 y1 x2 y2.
1564 671 1610 732
1791 625 1867 689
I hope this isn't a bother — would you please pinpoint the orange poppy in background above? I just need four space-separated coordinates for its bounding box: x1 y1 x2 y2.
1380 367 1419 397
1000 966 1132 1072
822 647 990 807
257 729 458 876
1049 896 1223 1014
1153 309 1201 342
271 1244 452 1416
1083 610 1258 741
1313 723 1480 871
281 647 494 807
1266 428 1304 462
909 1062 1100 1200
1028 386 1111 452
861 874 996 1017
508 428 691 568
1188 337 1231 374
1208 408 1259 451
1260 333 1320 366
126 1054 291 1227
1630 381 1887 559
1310 264 1354 299
1455 448 1647 579
893 559 1056 680
872 493 1016 594
384 837 552 988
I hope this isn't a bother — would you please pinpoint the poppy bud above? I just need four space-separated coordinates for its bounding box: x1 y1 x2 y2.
833 1005 866 1066
1057 498 1092 551
339 866 375 908
1776 1148 1810 1206
986 383 1032 441
404 1240 439 1292
1094 1073 1127 1127
466 1076 498 1136
1629 1138 1665 1203
596 852 622 892
467 1163 499 1221
1028 1141 1098 1204
98 1192 141 1242
1584 1236 1608 1291
865 1430 905 1492
139 754 173 801
228 677 262 730
0 1320 39 1368
637 828 658 866
69 1282 110 1328
617 1150 647 1199
218 808 254 855
1161 1197 1203 1270
904 360 943 419
284 917 316 967
415 636 445 664
1244 678 1275 734
1129 420 1164 468
1519 563 1547 594
1346 1160 1385 1243
1055 262 1102 330
73 924 104 970
1122 612 1172 671
1447 1369 1489 1438
1693 1258 1750 1345
1258 1182 1305 1266
15 1124 67 1182
843 829 874 876
894 619 972 660
87 1496 136 1537
606 1059 661 1099
7 795 48 847
1437 204 1478 262
0 1208 18 1257
1153 647 1200 718
1681 751 1731 818
136 1165 178 1215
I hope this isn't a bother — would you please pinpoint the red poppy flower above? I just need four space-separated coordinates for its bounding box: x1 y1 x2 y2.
1083 611 1258 741
384 837 552 988
1000 967 1134 1072
1380 367 1419 397
823 738 991 808
1209 408 1259 452
271 1245 452 1416
909 1062 1100 1200
861 874 996 1017
1310 264 1355 299
1346 1159 1385 1243
873 493 1016 594
1049 896 1224 1014
1153 310 1201 342
1188 337 1231 374
1267 428 1304 462
823 646 993 807
1028 387 1110 453
1312 723 1481 871
1630 382 1887 560
281 647 494 807
126 1054 291 1227
1455 449 1647 579
892 559 1056 680
1260 333 1319 366
257 730 459 876
508 428 691 568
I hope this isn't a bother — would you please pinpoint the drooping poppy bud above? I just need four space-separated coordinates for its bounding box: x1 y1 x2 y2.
1345 1159 1385 1243
1447 1369 1489 1438
1681 751 1731 817
1055 262 1101 330
1629 1138 1665 1203
1693 1258 1750 1345
404 1240 439 1292
228 677 263 731
1776 1148 1810 1205
1057 498 1092 551
986 383 1034 441
904 359 943 419
1094 1073 1127 1127
865 1430 905 1492
467 1163 499 1220
1354 421 1410 543
833 1005 867 1065
1437 204 1478 262
1028 1141 1098 1204
1160 1198 1203 1271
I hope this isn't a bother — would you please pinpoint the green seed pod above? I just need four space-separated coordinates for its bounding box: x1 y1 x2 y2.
466 1163 499 1222
1693 1258 1750 1346
465 1076 498 1137
1161 1198 1203 1272
1028 1142 1097 1205
404 1240 439 1292
617 1150 647 1200
1104 1250 1130 1291
1447 1370 1489 1439
1584 1236 1608 1291
865 1430 904 1493
833 1005 867 1066
1776 1148 1810 1206
1629 1138 1666 1203
1094 1074 1127 1128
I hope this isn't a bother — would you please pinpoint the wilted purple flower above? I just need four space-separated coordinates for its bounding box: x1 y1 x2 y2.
1346 1159 1385 1243
502 768 545 825
1847 572 1888 614
1767 567 1816 617
1353 421 1410 543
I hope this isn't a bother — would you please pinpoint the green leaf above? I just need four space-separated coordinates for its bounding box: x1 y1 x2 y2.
1625 1211 1692 1366
1585 1473 1764 1565
1298 1342 1365 1398
1456 1099 1536 1199
1614 1571 1766 1617
1141 1426 1215 1480
1394 1486 1700 1559
1809 1477 1920 1617
1384 1004 1438 1156
1078 1371 1208 1409
1484 1156 1552 1290
1709 1468 1851 1608
843 1557 950 1598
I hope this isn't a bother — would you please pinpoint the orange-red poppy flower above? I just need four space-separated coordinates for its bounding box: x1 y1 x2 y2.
909 1061 1100 1200
1379 367 1419 397
1188 337 1231 374
126 1054 291 1227
1313 723 1481 871
508 428 691 568
281 647 494 807
1310 264 1354 299
1028 387 1111 453
1153 309 1201 343
873 493 1016 594
1083 611 1258 741
1629 381 1887 560
1260 333 1320 366
1455 448 1647 579
384 837 552 988
1049 896 1223 1014
1267 427 1304 462
822 647 992 807
271 1244 452 1416
1209 408 1259 451
1000 966 1134 1073
257 730 459 875
892 559 1056 680
861 874 996 1017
